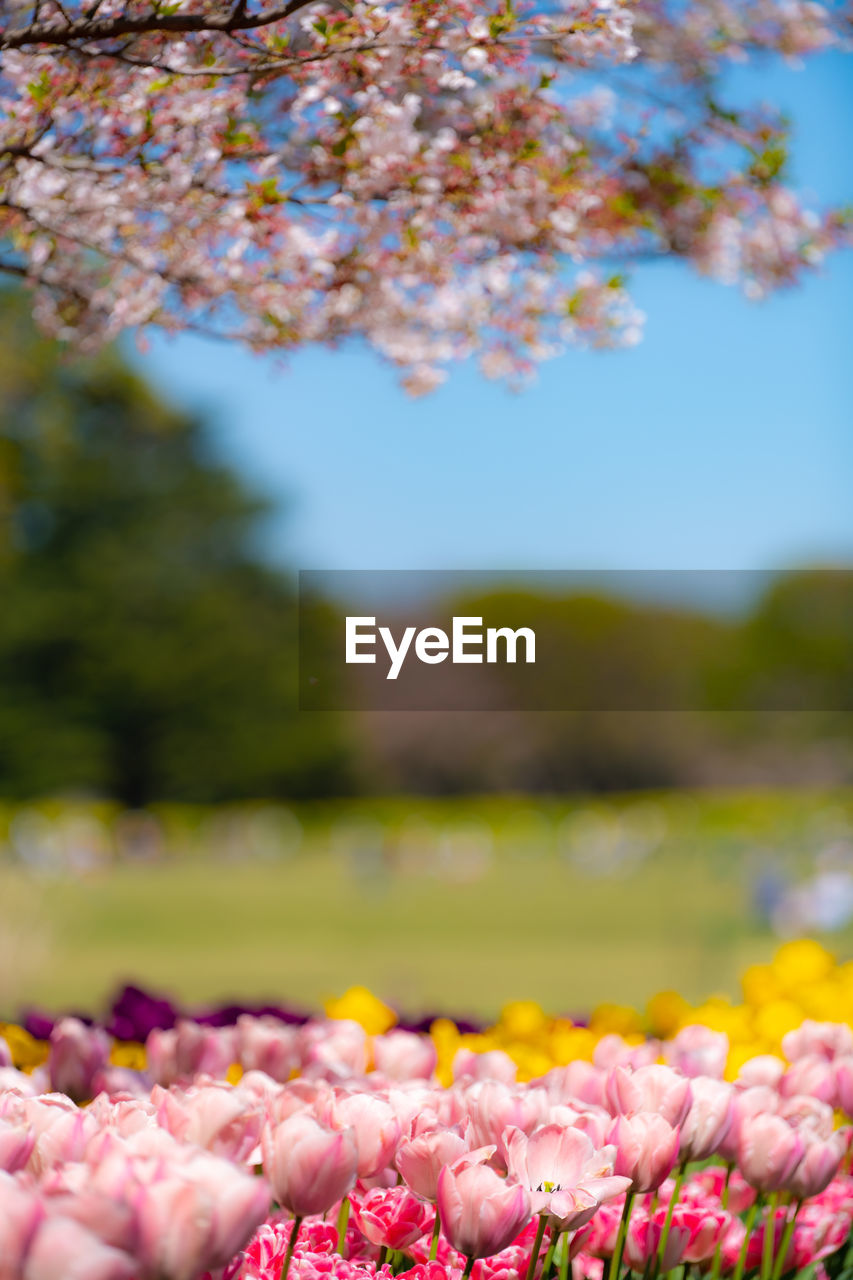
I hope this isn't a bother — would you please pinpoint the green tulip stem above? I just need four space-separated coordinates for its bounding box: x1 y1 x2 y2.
336 1197 350 1258
525 1214 550 1280
608 1190 636 1280
280 1217 303 1280
429 1210 442 1262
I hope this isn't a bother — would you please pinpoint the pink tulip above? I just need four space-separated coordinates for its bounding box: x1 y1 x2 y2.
717 1086 779 1163
606 1065 691 1127
397 1125 471 1202
23 1098 93 1176
261 1112 358 1217
236 1016 301 1083
146 1021 236 1086
453 1050 517 1085
437 1150 531 1260
607 1113 680 1193
85 1096 154 1138
787 1202 852 1270
538 1062 607 1110
736 1056 786 1088
386 1089 440 1139
0 1117 35 1173
181 1152 272 1267
90 1066 149 1099
0 1171 44 1274
785 1131 847 1200
720 1215 758 1275
373 1031 437 1082
782 1020 853 1062
0 1066 40 1098
678 1078 734 1162
677 1206 730 1264
267 1080 330 1127
779 1055 837 1105
241 1220 349 1280
685 1166 755 1216
154 1083 262 1163
504 1124 631 1231
561 1108 611 1148
48 1018 112 1103
41 1182 139 1254
778 1095 835 1139
351 1186 434 1250
580 1199 624 1258
300 1021 368 1079
834 1056 853 1117
134 1176 219 1280
624 1208 690 1273
737 1112 805 1193
467 1082 549 1161
134 1155 270 1280
329 1091 401 1178
41 1143 134 1240
664 1026 728 1080
23 1216 136 1280
594 1037 660 1071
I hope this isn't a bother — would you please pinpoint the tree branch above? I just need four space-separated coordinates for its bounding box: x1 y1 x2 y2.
0 0 318 50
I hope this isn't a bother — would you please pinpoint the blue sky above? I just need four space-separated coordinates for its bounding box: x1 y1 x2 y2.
132 52 852 594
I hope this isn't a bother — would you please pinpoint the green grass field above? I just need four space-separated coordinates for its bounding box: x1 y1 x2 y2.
2 789 852 1022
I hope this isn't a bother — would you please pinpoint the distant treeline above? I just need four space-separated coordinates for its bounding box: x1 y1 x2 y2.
0 292 850 803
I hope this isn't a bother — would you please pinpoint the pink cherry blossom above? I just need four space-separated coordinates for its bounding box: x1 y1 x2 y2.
0 0 847 392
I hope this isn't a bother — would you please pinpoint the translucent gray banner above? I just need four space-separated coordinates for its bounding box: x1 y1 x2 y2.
298 569 853 712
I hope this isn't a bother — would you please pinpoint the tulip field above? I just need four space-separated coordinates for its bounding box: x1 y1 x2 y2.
4 941 853 1280
2 792 853 1278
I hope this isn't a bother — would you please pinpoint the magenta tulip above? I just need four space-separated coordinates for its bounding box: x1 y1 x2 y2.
351 1185 434 1250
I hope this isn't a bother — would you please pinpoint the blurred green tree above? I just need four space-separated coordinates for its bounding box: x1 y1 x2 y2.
0 291 351 804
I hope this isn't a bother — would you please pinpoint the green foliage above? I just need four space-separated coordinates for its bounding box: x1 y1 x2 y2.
0 292 351 804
